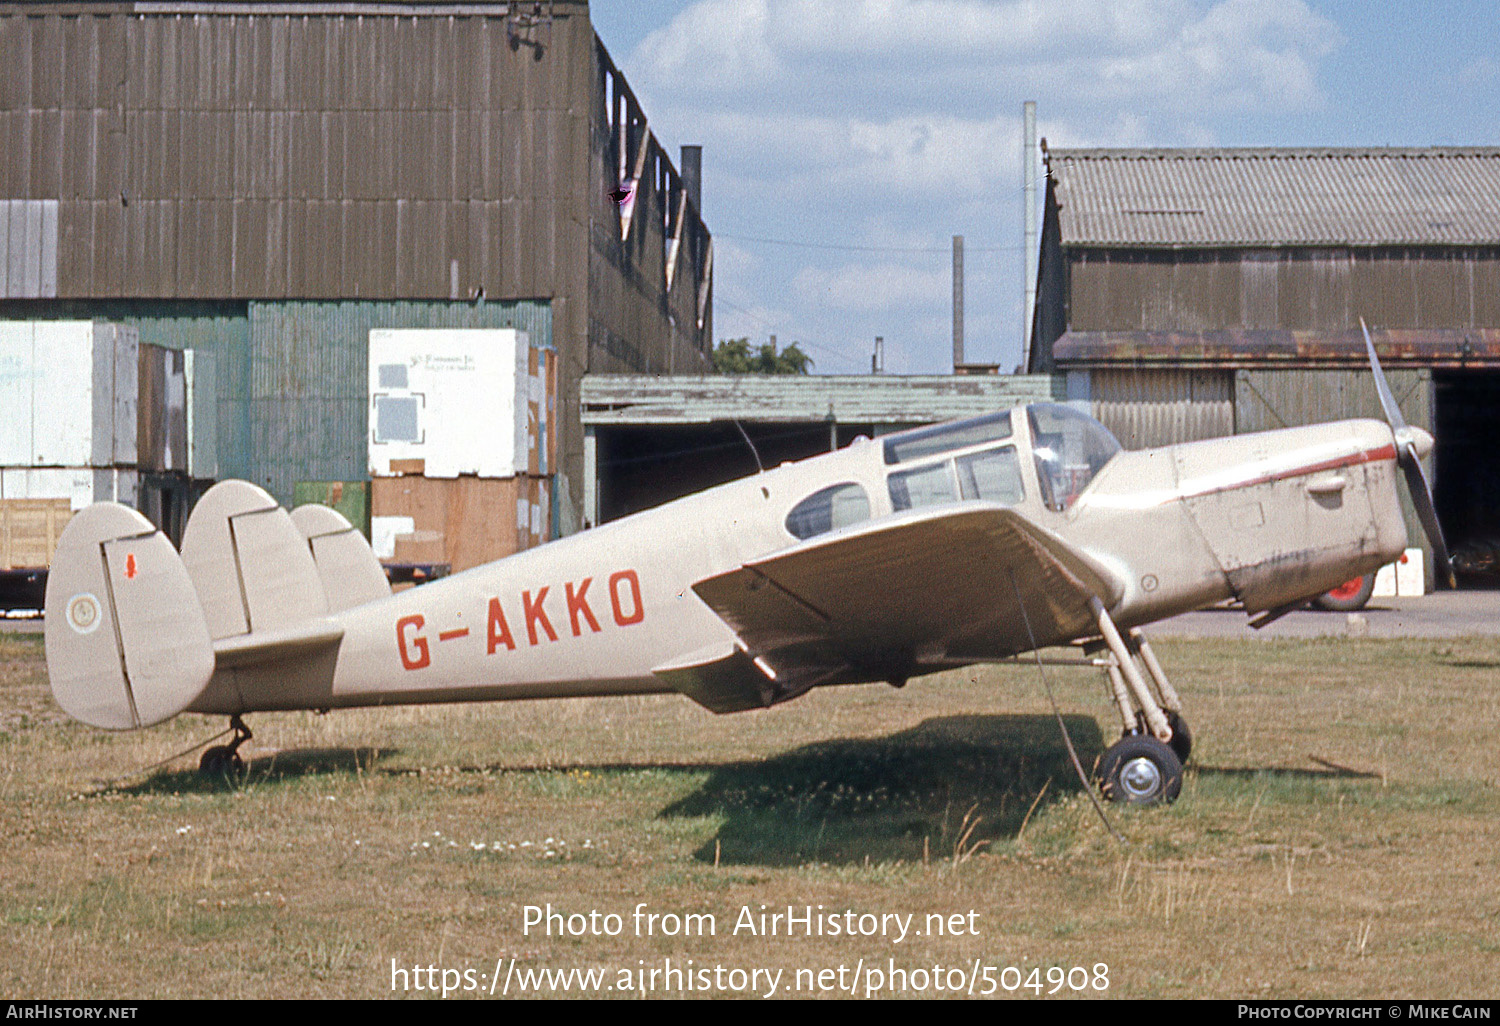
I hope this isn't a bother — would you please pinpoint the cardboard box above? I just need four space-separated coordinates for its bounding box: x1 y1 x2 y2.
0 498 70 570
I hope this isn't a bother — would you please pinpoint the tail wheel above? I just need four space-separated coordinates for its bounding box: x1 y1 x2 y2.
199 745 245 776
1098 735 1183 806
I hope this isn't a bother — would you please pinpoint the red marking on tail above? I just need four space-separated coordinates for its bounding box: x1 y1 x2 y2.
125 553 137 579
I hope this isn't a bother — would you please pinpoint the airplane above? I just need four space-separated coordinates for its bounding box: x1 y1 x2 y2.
42 326 1450 806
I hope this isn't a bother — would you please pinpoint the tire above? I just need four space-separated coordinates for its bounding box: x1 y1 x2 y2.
1165 710 1193 765
1098 735 1183 806
1314 573 1376 612
200 745 244 777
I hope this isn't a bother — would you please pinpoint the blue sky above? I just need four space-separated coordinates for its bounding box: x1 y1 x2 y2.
590 1 1500 374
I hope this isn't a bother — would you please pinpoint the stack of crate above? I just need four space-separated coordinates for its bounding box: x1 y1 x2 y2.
1 321 141 591
0 320 216 606
367 329 555 576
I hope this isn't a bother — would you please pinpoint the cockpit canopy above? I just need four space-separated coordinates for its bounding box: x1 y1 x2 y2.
1026 403 1122 511
783 403 1122 541
882 403 1120 515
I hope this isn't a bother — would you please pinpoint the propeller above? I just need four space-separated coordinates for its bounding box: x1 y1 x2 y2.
1361 318 1455 588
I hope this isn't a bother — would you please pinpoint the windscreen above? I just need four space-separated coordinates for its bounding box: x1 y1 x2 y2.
1027 403 1121 511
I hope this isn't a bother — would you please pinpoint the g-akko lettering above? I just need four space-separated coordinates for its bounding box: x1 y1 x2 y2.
396 569 645 671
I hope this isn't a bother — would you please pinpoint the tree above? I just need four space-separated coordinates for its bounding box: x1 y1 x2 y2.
711 337 814 375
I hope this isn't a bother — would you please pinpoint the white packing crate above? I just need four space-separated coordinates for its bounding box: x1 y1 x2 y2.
0 321 139 468
367 328 534 478
1372 547 1426 597
0 466 138 509
185 349 218 480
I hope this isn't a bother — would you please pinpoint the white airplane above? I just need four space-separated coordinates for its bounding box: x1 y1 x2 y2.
43 328 1448 805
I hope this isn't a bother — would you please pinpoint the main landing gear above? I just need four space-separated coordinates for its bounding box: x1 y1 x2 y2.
1087 599 1188 806
200 715 253 777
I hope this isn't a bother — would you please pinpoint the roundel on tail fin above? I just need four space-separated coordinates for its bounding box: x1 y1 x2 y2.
44 504 214 730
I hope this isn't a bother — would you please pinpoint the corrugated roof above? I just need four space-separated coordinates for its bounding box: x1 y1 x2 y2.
1048 148 1500 248
580 374 1065 425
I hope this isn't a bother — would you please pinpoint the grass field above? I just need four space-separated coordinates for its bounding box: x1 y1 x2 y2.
2 630 1498 999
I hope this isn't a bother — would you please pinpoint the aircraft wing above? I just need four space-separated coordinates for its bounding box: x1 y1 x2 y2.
674 505 1123 712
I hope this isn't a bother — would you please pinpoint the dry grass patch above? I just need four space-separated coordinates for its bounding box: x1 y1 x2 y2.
0 632 1497 998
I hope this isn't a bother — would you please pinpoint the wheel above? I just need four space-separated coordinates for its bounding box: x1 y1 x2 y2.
1314 573 1376 612
1165 709 1193 765
1098 735 1183 805
200 745 244 777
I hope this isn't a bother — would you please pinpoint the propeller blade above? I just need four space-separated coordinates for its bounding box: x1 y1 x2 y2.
1363 318 1454 588
1361 318 1407 433
1400 444 1456 589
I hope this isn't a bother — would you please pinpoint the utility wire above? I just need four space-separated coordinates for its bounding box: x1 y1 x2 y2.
718 232 1023 254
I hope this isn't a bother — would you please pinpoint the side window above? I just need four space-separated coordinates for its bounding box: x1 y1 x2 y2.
888 463 957 511
957 446 1024 504
785 482 871 540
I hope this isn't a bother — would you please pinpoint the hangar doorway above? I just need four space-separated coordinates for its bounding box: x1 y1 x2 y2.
1435 371 1500 585
595 422 876 523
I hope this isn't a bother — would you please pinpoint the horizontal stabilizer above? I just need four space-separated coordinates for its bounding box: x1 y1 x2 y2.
290 504 391 612
213 618 345 669
44 504 214 730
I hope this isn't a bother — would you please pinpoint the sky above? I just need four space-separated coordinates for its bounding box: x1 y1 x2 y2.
589 1 1500 375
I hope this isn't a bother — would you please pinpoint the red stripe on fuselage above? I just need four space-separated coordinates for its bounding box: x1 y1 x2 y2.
1179 443 1397 503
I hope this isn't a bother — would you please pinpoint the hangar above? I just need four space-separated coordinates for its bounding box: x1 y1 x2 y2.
1028 147 1500 584
0 0 711 536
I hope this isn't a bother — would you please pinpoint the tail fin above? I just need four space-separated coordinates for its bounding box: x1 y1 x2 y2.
44 504 214 729
180 481 328 640
290 503 391 612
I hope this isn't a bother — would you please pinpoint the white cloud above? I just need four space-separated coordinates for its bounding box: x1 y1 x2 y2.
622 0 1343 372
633 0 1339 116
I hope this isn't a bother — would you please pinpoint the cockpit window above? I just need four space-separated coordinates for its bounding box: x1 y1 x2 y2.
888 462 957 511
1027 403 1121 511
957 446 1025 504
785 482 871 540
883 412 1012 465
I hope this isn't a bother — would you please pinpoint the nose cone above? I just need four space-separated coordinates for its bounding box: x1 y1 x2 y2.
1399 426 1435 460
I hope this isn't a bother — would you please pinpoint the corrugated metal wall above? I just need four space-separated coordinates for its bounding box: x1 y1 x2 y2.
1233 367 1432 435
1069 248 1500 333
248 299 550 501
1089 368 1233 450
0 297 550 505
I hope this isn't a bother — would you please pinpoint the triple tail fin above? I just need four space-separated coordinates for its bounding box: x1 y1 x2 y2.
45 482 393 730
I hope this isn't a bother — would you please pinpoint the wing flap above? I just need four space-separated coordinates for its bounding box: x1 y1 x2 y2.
693 505 1121 671
652 642 845 714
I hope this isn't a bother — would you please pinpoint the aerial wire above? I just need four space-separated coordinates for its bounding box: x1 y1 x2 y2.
1008 570 1125 845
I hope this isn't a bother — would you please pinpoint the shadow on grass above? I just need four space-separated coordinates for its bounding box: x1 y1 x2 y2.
114 746 396 795
662 714 1104 867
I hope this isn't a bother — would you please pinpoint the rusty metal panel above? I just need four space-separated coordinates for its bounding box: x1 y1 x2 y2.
581 374 1064 426
0 15 25 110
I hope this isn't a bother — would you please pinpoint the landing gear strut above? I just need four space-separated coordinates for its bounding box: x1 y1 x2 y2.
1089 599 1188 805
200 715 252 776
